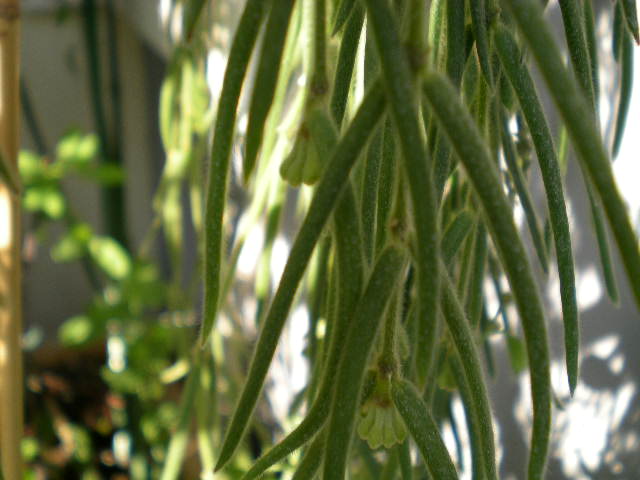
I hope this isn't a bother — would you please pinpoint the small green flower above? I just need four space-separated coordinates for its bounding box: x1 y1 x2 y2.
357 373 407 449
280 127 323 186
280 122 323 186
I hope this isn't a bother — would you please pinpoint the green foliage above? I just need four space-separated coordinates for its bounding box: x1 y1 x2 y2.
14 0 640 479
205 0 639 478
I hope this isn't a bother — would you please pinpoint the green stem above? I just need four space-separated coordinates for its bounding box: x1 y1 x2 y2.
364 0 440 392
309 0 329 98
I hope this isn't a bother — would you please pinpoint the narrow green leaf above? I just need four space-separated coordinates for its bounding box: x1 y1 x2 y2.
241 179 364 480
323 245 406 480
466 222 488 328
582 0 600 108
243 0 296 182
423 70 551 479
505 0 640 309
428 0 446 68
391 377 458 479
495 26 579 394
201 0 268 345
446 0 466 88
331 0 356 35
362 125 383 265
557 0 596 110
448 354 485 479
621 0 640 44
499 111 549 272
375 117 397 254
291 432 325 480
215 83 385 471
440 267 497 480
330 3 365 127
588 185 620 304
432 0 465 198
441 210 474 266
468 0 494 86
612 27 634 158
614 2 625 62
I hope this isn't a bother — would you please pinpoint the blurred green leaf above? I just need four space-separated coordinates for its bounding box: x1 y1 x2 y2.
23 185 66 219
58 315 94 347
89 236 132 280
56 130 99 166
51 222 93 263
18 150 48 185
190 65 212 133
122 261 166 310
21 437 39 462
72 426 93 463
102 368 164 401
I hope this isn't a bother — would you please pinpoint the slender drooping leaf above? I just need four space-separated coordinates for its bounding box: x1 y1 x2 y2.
505 0 640 309
243 0 296 182
241 178 364 479
332 0 356 35
582 0 600 108
557 0 595 108
612 26 634 158
495 26 579 394
423 71 551 479
440 267 497 480
291 433 325 480
215 84 385 471
499 113 549 272
442 210 474 266
201 0 268 345
468 0 494 85
392 378 458 480
466 221 488 328
330 4 365 127
621 0 640 44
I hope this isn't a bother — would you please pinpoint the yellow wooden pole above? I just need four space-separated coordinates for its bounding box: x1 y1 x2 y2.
0 0 22 478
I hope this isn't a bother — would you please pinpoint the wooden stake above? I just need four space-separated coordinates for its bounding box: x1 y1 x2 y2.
0 0 22 478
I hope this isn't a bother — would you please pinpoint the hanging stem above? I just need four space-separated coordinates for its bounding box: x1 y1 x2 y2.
308 0 328 99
